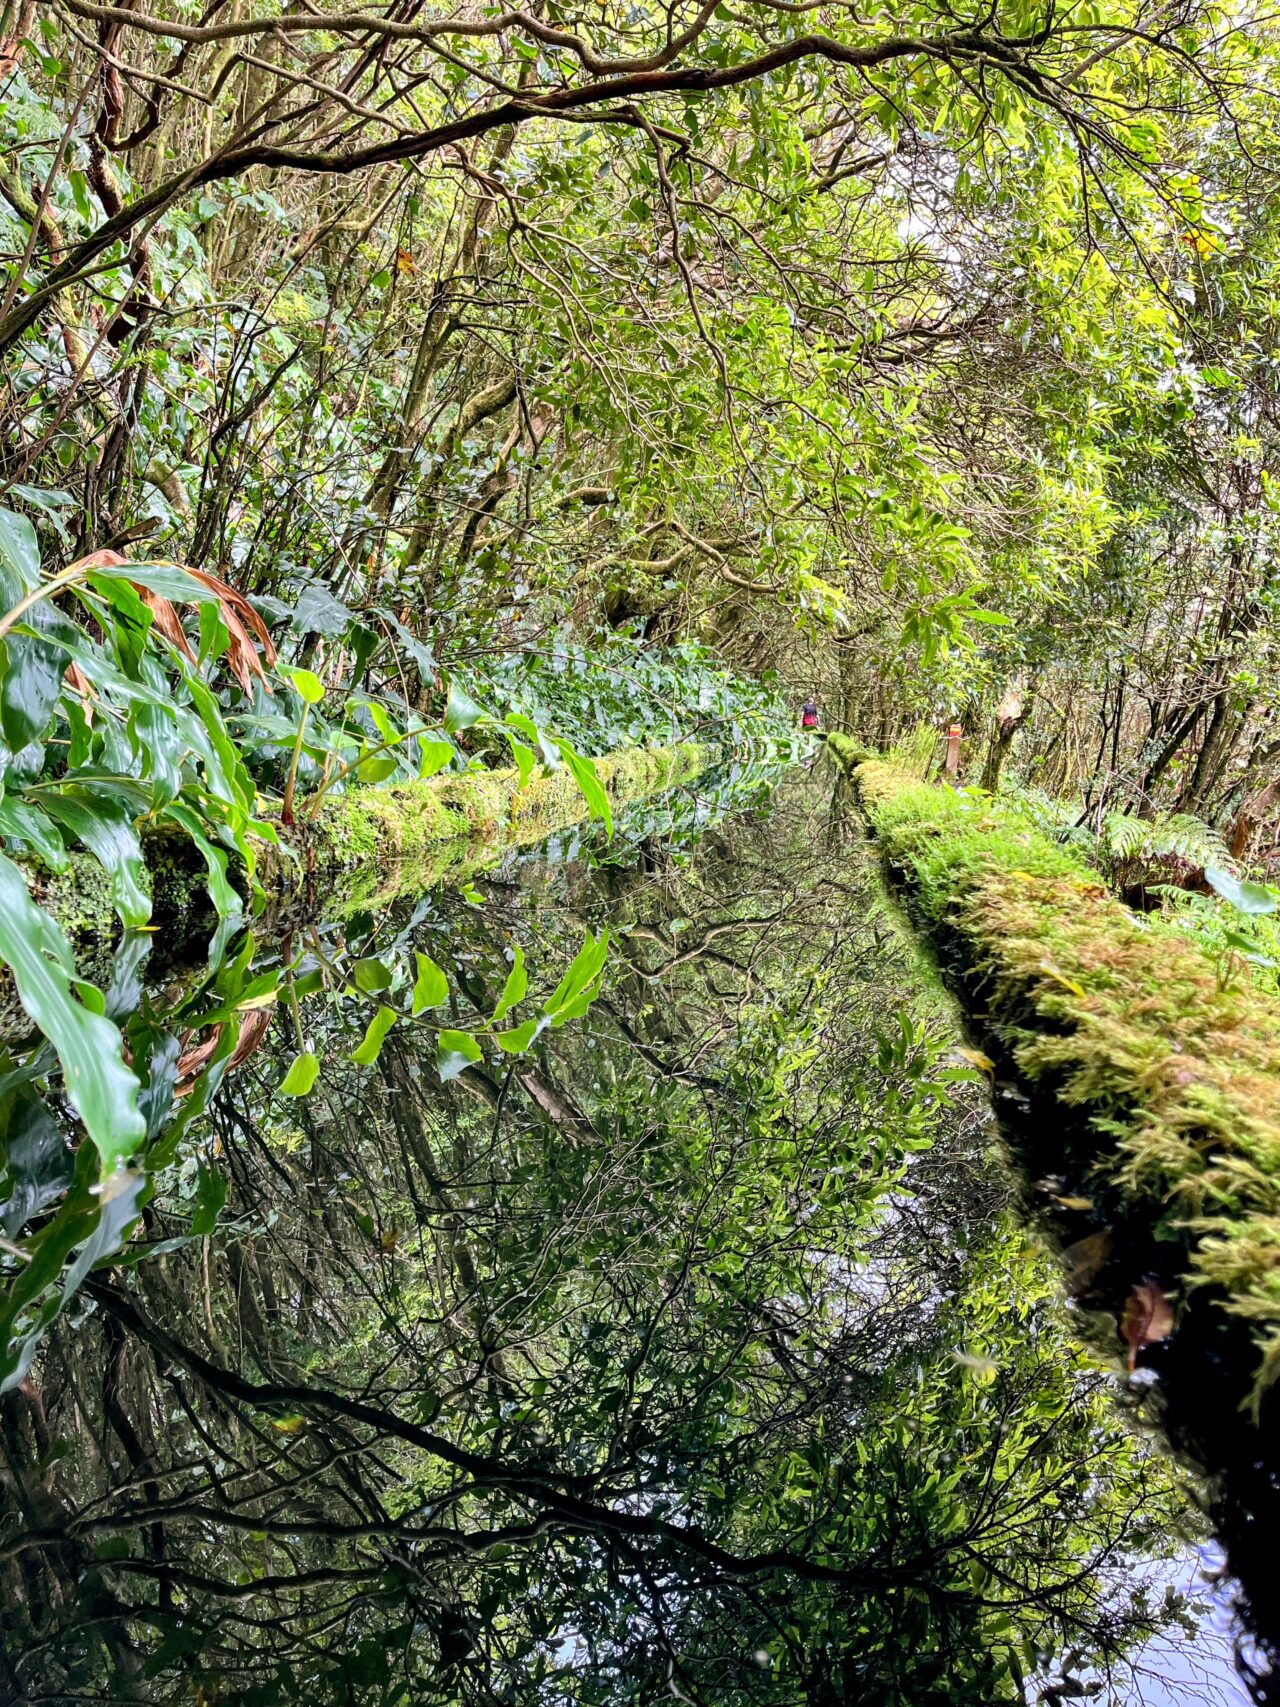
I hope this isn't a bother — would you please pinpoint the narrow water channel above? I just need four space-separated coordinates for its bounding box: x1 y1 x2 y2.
0 763 1267 1704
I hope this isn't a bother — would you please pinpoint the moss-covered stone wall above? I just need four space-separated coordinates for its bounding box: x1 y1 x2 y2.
5 741 711 1027
824 731 1280 1394
257 741 708 902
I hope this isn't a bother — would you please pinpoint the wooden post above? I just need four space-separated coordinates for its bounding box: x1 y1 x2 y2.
944 723 962 778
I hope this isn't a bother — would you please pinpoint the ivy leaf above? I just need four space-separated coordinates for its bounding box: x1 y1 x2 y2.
418 738 454 780
444 679 486 733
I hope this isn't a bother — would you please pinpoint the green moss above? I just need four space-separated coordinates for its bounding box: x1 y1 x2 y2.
257 740 713 910
827 744 1280 1393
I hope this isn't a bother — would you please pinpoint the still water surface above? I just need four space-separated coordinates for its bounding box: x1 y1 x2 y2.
0 763 1267 1703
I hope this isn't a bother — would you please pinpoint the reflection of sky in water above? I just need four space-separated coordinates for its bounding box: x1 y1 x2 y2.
1099 1543 1258 1705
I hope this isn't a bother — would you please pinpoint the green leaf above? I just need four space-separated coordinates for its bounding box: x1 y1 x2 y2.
351 1005 397 1065
190 1161 228 1235
0 854 145 1168
553 739 611 837
544 929 610 1019
292 584 357 637
0 1091 72 1237
0 631 68 750
505 733 536 787
1204 866 1279 916
351 956 392 994
280 665 326 705
491 945 527 1024
0 507 40 605
436 1028 482 1082
417 738 454 779
412 951 449 1013
444 679 486 733
279 1050 320 1096
0 799 68 872
495 1017 540 1054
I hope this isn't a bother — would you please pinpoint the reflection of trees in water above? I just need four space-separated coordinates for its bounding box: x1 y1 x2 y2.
2 784 1195 1704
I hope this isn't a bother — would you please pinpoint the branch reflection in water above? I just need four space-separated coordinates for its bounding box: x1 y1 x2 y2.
0 767 1252 1705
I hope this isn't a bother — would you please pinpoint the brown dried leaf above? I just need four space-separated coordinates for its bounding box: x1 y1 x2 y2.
226 1006 272 1071
134 584 197 662
174 1007 271 1096
186 567 277 663
1120 1280 1175 1371
66 548 131 573
174 1026 224 1097
63 660 96 725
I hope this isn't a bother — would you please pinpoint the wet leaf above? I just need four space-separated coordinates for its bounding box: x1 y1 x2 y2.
1 630 68 749
0 854 144 1170
40 788 150 928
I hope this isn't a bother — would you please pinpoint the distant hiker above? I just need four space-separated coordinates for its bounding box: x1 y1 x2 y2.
801 698 819 730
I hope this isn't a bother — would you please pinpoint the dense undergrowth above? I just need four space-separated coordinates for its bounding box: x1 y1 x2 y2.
827 732 1280 1395
0 492 786 1391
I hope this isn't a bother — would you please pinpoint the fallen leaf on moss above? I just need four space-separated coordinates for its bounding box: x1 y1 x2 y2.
1039 962 1087 998
955 1046 995 1075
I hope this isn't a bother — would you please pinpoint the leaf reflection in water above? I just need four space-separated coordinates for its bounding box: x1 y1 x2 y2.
0 770 1248 1705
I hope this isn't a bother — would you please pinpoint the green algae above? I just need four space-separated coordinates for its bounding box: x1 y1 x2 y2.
825 732 1280 1394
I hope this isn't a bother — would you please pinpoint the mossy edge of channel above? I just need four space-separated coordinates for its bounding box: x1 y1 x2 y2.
825 729 1280 1396
259 739 710 901
4 742 712 1034
18 740 710 932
